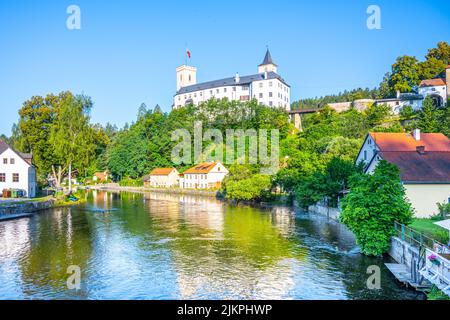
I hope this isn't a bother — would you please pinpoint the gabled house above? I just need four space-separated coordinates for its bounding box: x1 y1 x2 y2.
180 162 228 190
356 130 450 218
143 168 180 188
0 140 37 198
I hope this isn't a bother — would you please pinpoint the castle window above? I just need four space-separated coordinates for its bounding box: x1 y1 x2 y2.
242 86 249 91
216 89 219 94
10 158 14 165
224 88 227 93
259 93 263 98
0 173 5 182
269 82 273 87
269 92 273 97
3 158 7 164
233 87 236 92
13 173 19 183
189 75 191 81
269 101 273 106
259 83 263 88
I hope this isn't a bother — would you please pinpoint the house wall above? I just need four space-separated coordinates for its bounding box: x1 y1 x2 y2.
418 85 447 106
180 163 229 190
148 170 179 188
355 135 380 167
404 184 450 218
0 148 36 197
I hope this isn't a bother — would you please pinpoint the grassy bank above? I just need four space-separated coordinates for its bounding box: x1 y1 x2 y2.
410 218 449 244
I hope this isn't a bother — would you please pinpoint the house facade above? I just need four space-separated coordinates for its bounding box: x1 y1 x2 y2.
179 162 229 190
173 50 291 111
0 141 37 198
356 131 450 218
143 168 180 188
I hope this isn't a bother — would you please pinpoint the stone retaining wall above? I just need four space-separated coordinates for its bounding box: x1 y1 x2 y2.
0 199 55 216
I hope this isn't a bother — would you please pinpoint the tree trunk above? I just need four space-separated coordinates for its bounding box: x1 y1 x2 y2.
51 165 63 189
68 162 72 194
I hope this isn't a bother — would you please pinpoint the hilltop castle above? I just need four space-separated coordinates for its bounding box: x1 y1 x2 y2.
173 50 291 111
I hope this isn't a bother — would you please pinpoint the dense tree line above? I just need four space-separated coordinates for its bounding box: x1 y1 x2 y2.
292 41 450 109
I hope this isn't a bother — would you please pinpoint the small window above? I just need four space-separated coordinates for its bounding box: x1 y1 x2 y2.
269 82 273 87
364 151 367 161
259 93 263 98
216 89 219 94
233 87 236 92
224 88 227 93
13 173 19 183
269 101 273 106
10 158 15 165
3 158 7 164
0 173 5 182
269 92 273 97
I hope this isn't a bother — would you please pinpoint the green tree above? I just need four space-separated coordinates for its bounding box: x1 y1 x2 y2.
388 56 421 93
49 94 96 191
340 161 413 256
426 41 450 65
417 96 440 133
224 174 272 202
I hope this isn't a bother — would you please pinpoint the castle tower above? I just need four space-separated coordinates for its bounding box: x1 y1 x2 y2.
176 65 197 92
258 49 278 74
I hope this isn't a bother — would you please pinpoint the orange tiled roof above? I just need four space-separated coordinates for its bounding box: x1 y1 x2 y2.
419 78 446 87
150 168 176 176
183 162 218 174
446 65 450 69
370 132 450 152
94 172 108 181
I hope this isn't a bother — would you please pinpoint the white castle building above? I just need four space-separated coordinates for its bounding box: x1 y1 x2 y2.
173 50 291 111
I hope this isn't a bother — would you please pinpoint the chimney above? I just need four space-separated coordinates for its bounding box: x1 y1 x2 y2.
416 145 426 155
264 71 268 80
412 129 421 141
235 72 240 84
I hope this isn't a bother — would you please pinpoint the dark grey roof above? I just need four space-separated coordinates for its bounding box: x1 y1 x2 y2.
176 71 289 95
0 140 9 155
259 49 277 66
0 140 34 166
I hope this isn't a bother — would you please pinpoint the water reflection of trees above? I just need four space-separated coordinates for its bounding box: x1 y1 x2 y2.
15 208 93 298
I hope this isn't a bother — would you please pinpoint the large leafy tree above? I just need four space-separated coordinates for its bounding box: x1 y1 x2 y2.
426 41 450 65
340 161 413 256
49 94 96 190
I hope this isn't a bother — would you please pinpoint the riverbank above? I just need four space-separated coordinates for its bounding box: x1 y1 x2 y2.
88 184 220 197
0 197 55 221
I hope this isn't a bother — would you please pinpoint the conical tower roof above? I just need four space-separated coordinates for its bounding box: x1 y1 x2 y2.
259 49 277 66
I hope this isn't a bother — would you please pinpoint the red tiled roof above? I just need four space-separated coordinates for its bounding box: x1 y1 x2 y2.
380 151 450 183
370 133 450 152
446 65 450 69
419 78 446 87
184 162 218 174
150 168 176 176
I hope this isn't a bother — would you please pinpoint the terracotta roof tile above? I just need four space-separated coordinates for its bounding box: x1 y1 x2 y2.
370 133 450 152
184 162 218 174
380 151 450 183
150 168 176 176
419 78 446 87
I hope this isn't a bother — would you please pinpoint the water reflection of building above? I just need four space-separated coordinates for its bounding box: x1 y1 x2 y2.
269 206 296 236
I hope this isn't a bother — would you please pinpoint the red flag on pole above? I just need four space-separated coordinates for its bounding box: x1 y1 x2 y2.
186 49 191 59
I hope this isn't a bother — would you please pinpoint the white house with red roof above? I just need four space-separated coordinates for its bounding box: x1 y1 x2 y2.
180 162 228 190
143 168 180 188
0 140 37 198
356 130 450 218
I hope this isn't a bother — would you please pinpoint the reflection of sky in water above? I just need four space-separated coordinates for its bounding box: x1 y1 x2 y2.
0 191 423 300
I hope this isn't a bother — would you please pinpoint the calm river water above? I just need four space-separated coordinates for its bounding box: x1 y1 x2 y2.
0 190 424 300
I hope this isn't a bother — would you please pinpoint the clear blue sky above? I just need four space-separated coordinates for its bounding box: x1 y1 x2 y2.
0 0 449 135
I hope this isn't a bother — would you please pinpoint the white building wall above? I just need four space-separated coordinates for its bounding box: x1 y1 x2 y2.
355 135 380 167
404 184 450 218
174 79 290 110
418 85 447 105
0 148 36 197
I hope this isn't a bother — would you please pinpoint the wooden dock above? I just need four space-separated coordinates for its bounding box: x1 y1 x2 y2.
385 263 430 289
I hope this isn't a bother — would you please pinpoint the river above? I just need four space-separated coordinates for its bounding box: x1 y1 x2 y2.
0 190 424 300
